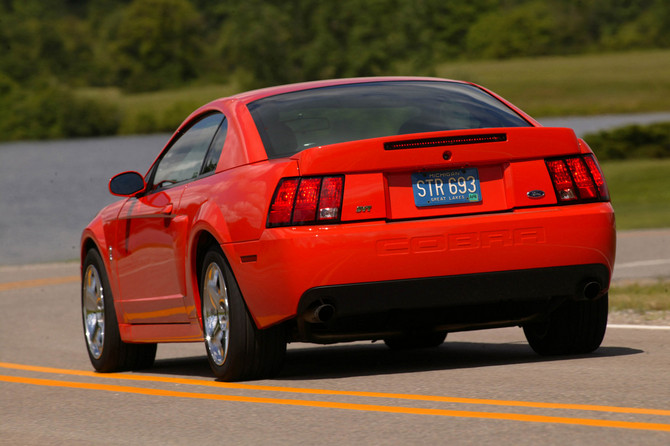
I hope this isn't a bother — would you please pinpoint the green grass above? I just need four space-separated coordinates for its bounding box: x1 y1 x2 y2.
80 49 670 127
78 83 241 134
76 52 670 231
436 49 670 117
601 159 670 230
609 280 670 313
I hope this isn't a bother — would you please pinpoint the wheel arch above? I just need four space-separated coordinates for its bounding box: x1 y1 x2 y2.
81 236 101 265
190 226 271 333
80 233 114 297
80 238 128 349
190 229 235 327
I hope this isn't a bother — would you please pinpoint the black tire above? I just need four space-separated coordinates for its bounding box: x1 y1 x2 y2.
523 294 608 356
81 249 157 372
384 331 447 350
200 249 286 381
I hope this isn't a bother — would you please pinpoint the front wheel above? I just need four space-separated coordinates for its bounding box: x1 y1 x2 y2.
523 294 608 356
81 249 156 372
201 249 286 381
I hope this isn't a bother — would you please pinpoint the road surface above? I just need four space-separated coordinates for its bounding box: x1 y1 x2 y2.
1 266 669 445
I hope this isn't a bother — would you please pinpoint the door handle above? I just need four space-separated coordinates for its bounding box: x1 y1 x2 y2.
161 203 174 215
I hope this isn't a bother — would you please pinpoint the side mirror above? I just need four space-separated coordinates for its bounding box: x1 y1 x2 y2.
109 171 146 197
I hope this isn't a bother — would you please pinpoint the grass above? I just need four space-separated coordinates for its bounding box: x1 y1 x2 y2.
609 280 670 313
600 159 670 230
80 49 670 127
76 51 670 231
77 83 241 134
436 49 670 116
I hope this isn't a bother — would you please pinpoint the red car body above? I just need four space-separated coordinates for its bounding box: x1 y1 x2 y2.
81 77 615 380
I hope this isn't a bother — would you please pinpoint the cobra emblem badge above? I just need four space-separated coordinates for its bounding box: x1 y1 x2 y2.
527 190 545 199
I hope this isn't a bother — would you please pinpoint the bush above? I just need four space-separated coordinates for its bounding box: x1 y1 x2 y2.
585 122 670 160
0 84 121 141
62 96 122 138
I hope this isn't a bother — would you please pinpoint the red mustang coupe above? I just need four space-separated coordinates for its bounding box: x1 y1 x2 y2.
81 77 615 381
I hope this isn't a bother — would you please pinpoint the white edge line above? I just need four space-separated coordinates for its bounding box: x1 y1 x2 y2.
615 259 670 269
608 324 670 330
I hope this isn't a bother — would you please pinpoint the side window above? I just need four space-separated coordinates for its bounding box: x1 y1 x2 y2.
152 113 224 189
201 118 228 175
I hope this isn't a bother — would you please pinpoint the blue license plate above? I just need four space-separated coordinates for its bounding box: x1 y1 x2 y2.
411 168 482 207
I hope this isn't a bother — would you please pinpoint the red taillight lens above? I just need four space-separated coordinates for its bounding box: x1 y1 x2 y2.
293 178 321 223
268 178 299 226
583 154 610 200
565 157 598 199
546 159 578 201
546 155 609 203
267 176 344 227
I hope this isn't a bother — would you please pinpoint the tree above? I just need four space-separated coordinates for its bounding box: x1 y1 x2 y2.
465 2 567 59
109 0 204 91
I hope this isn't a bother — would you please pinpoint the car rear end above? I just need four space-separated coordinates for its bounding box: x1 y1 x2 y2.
232 79 615 343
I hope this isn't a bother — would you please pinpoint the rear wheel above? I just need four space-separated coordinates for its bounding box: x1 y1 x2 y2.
384 331 447 350
523 294 608 355
82 249 156 372
201 249 286 381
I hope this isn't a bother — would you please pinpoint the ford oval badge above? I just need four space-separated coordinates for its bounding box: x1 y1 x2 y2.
527 190 545 199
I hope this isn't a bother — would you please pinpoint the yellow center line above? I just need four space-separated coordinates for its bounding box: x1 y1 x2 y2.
0 275 79 292
2 374 669 432
2 362 669 418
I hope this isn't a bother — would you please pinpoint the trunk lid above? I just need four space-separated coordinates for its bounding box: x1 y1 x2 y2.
292 127 582 221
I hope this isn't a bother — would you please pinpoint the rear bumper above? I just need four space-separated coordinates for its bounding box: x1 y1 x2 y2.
295 264 608 343
226 202 615 329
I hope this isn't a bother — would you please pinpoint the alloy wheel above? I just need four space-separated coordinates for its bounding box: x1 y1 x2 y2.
82 264 105 359
203 262 230 366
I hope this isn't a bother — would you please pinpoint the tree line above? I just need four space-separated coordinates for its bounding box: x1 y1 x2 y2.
1 0 669 140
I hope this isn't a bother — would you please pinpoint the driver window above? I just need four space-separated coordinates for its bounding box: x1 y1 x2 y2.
152 113 224 189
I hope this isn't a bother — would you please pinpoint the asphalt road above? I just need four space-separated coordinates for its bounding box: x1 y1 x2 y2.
1 266 669 445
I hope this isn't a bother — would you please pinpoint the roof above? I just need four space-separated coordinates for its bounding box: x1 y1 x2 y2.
227 76 464 104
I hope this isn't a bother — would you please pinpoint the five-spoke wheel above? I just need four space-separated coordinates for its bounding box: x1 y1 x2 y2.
200 248 286 381
82 263 105 360
81 249 156 372
202 261 230 366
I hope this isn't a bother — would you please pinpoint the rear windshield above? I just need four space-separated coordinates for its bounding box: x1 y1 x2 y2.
247 80 531 158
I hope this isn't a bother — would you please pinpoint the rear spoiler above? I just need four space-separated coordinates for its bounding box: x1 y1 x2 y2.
294 127 580 175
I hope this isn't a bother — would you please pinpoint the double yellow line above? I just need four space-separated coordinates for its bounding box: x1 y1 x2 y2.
2 362 669 432
0 275 79 292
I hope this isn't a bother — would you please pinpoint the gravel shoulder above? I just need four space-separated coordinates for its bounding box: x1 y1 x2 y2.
608 309 670 326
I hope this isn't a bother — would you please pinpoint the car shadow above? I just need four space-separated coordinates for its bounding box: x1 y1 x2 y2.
276 341 642 381
149 356 212 378
147 340 643 381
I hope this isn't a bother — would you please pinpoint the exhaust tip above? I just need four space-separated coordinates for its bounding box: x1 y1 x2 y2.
583 281 602 300
305 303 336 323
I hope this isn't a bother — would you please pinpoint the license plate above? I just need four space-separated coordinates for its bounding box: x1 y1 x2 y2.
411 168 482 207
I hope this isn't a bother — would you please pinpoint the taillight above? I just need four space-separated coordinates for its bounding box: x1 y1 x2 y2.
583 155 610 200
546 154 609 203
318 176 344 221
293 178 321 223
267 178 300 226
267 176 344 227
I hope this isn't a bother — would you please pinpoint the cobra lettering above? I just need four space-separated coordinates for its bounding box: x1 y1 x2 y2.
376 227 546 255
